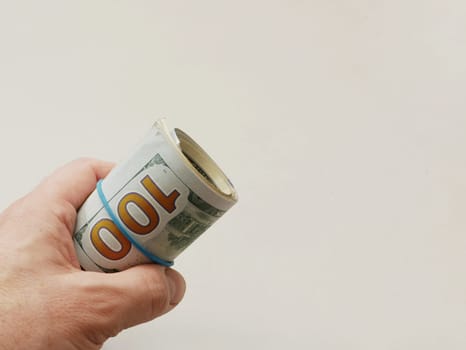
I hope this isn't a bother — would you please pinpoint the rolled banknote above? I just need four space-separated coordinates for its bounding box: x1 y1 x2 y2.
73 119 238 272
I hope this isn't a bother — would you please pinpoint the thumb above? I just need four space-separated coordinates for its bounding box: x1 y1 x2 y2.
100 264 186 331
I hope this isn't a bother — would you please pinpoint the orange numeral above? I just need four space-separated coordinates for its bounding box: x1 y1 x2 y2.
91 219 131 260
141 175 180 214
118 192 160 235
92 175 181 260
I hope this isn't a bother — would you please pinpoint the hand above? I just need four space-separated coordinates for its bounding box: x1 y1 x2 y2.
0 159 186 350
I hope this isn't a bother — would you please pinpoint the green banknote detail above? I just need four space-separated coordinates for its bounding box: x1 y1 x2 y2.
74 225 85 245
149 154 226 217
75 152 224 268
148 153 223 252
166 211 209 250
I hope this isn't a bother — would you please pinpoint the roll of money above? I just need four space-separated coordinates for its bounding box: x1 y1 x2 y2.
73 119 238 272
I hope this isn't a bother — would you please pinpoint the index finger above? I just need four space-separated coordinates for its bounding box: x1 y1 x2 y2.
36 158 115 209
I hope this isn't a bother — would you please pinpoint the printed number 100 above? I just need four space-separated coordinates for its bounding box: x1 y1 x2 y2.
91 175 181 260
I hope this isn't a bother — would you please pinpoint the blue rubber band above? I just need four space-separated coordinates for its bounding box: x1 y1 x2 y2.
96 180 174 267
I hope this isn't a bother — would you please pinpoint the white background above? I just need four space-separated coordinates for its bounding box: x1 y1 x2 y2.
1 1 466 349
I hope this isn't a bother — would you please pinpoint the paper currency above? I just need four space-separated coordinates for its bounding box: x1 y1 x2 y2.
73 119 238 272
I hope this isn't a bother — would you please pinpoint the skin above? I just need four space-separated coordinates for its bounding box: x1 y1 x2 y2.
0 158 186 350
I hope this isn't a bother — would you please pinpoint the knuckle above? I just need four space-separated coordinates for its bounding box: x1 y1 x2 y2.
49 200 76 233
68 157 99 174
68 275 123 337
72 157 95 166
141 267 171 317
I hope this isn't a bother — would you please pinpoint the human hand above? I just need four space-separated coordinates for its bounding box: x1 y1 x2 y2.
0 159 186 350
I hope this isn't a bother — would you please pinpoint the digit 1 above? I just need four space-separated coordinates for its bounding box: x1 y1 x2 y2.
141 175 180 213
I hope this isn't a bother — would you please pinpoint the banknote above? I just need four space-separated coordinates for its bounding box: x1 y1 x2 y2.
73 119 238 272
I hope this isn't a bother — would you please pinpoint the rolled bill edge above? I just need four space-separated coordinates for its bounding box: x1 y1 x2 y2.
155 119 238 208
73 119 238 272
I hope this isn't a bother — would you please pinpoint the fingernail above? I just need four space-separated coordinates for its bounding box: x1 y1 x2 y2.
165 268 186 306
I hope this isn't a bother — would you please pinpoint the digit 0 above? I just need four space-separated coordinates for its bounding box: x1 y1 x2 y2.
116 176 181 235
117 192 160 235
91 175 181 260
91 218 131 260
